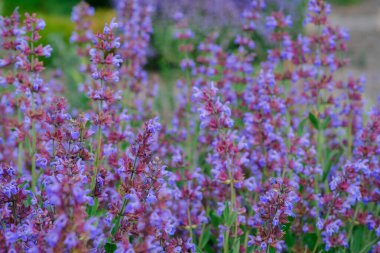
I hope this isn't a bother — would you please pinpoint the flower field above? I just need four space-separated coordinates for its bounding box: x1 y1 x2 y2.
0 0 379 252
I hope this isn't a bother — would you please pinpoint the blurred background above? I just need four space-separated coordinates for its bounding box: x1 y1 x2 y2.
1 0 379 104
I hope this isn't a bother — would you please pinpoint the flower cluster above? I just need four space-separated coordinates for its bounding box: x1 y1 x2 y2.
115 0 158 120
0 0 379 252
70 1 95 73
89 18 121 84
192 83 234 130
248 178 298 252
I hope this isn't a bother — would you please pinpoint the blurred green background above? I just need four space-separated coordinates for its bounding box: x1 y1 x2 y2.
0 0 361 70
1 0 369 109
0 0 117 110
1 0 115 45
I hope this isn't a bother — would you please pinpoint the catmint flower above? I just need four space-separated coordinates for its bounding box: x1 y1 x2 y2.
266 16 277 29
54 213 68 230
89 18 122 84
193 82 234 130
71 131 80 140
35 19 45 30
146 189 157 205
35 154 47 169
45 230 60 247
64 232 78 249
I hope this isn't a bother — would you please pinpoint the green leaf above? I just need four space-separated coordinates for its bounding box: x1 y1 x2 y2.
308 113 320 130
85 120 92 129
220 203 237 227
227 211 238 227
322 149 343 181
210 210 222 227
120 141 129 151
86 197 99 217
24 136 32 154
283 218 295 247
196 246 203 253
111 215 122 236
303 233 318 251
297 118 308 136
25 194 33 207
322 116 331 130
351 225 367 252
232 238 241 253
222 202 230 221
104 242 117 253
200 228 211 249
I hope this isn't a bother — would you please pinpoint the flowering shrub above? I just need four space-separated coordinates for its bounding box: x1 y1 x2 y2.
0 0 379 252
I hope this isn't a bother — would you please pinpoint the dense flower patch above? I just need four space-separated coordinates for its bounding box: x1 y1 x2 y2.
0 0 379 252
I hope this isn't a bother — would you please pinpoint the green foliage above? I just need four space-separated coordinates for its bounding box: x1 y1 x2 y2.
298 118 309 136
323 148 343 181
47 34 91 111
2 0 79 16
328 0 361 5
104 243 117 253
149 23 181 70
199 227 212 250
309 112 320 130
40 14 74 45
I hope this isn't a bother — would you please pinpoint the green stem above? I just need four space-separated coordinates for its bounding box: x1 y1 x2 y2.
347 205 359 248
229 155 238 236
314 23 324 193
243 198 254 253
129 145 139 181
224 227 230 253
312 236 320 253
187 200 194 243
111 198 128 237
31 93 37 192
91 81 103 194
30 31 37 192
185 67 194 168
225 153 237 252
18 142 23 174
111 150 139 239
91 122 102 193
347 110 353 160
243 230 249 253
358 238 379 253
17 105 23 174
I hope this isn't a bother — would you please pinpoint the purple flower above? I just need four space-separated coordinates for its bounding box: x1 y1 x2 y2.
45 230 59 247
266 16 277 29
71 131 80 140
36 19 45 30
36 155 48 169
146 117 162 134
64 232 78 249
54 213 68 230
146 189 157 205
125 189 140 213
42 45 53 57
216 202 225 216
